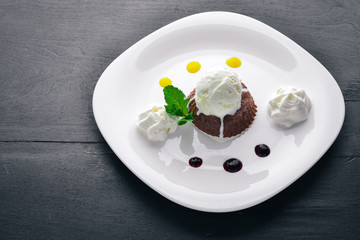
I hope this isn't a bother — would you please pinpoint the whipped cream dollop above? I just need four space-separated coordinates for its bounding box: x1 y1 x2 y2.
195 68 243 118
137 105 178 141
267 86 311 127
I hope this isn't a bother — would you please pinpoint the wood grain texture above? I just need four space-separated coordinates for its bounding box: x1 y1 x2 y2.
0 0 359 239
0 142 359 239
0 0 359 141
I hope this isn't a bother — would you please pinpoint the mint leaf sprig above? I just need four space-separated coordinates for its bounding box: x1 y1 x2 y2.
163 85 194 126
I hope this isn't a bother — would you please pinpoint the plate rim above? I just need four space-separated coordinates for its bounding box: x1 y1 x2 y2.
92 11 345 212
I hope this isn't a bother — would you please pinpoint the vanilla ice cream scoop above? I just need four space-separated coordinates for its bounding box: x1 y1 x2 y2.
195 68 242 118
137 105 178 141
267 86 311 127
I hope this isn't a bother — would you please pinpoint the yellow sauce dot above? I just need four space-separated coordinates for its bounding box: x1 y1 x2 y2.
186 61 201 73
159 77 172 87
226 57 242 68
152 107 158 112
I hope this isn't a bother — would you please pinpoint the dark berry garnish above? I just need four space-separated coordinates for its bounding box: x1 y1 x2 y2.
223 158 242 173
255 144 270 157
189 157 203 168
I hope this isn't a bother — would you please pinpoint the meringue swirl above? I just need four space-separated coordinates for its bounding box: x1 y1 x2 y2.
137 106 178 141
267 86 311 127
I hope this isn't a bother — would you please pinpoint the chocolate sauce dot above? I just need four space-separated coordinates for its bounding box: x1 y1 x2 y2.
255 144 271 157
189 157 203 168
223 158 242 173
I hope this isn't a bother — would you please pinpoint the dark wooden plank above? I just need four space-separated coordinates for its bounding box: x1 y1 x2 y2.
0 142 359 239
0 0 359 239
0 0 359 142
327 101 360 157
0 99 358 156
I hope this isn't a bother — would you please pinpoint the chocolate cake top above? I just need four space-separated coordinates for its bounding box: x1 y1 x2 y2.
188 83 257 139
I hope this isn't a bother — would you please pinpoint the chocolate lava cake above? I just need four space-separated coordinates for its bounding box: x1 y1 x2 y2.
188 82 257 139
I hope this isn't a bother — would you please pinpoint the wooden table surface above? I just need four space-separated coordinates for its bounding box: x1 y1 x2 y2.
1 1 359 239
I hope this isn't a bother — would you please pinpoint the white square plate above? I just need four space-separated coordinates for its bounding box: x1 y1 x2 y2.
93 12 345 212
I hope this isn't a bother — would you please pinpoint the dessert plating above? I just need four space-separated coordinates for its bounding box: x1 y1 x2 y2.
188 68 257 141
